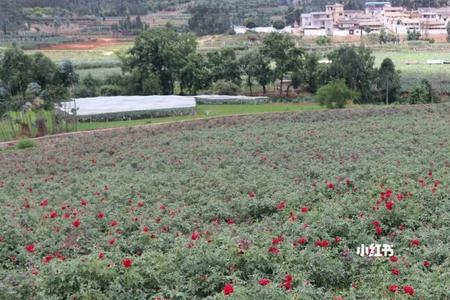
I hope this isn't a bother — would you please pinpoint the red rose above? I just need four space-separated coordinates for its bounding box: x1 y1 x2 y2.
223 283 234 295
97 212 105 219
137 201 144 207
315 240 329 247
24 244 36 253
276 201 286 211
327 182 334 189
375 226 383 235
391 268 400 276
388 284 399 293
410 239 421 247
50 211 58 219
268 246 279 254
334 236 342 245
226 218 234 225
297 237 308 245
300 207 309 213
385 201 394 211
423 260 430 268
72 219 81 228
98 252 105 259
282 274 293 290
389 256 398 262
62 213 71 219
248 191 256 198
272 236 284 245
110 220 118 227
40 199 49 207
108 239 116 245
191 231 200 240
143 226 149 233
403 285 415 296
396 193 404 201
258 278 271 286
372 220 381 227
122 258 133 268
80 199 88 206
42 254 53 264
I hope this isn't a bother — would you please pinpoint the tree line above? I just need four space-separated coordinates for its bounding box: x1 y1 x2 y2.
75 28 438 107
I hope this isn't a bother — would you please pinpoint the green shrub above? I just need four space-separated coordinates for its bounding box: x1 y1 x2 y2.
16 138 36 149
316 79 358 109
100 85 123 96
212 80 240 95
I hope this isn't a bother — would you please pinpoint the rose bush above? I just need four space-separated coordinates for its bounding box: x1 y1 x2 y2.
1 104 450 299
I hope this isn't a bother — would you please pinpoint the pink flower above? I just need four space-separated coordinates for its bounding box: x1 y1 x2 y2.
248 191 256 198
42 254 53 264
40 199 49 207
80 199 88 206
272 236 284 245
110 220 118 227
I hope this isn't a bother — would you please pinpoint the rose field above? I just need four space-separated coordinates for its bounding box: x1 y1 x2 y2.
1 104 450 299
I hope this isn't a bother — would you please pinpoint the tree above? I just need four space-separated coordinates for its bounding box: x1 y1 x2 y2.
377 58 401 105
328 46 376 103
244 18 257 29
261 33 304 96
407 30 421 41
54 60 79 87
179 53 209 95
123 28 197 95
285 7 302 26
272 20 286 30
206 49 242 87
0 47 32 98
304 53 320 93
316 79 358 109
253 52 274 95
30 53 57 89
239 51 260 96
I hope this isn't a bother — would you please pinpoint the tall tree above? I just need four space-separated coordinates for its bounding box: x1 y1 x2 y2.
328 46 376 103
0 47 32 98
123 28 197 95
206 49 242 87
377 58 401 105
261 33 304 96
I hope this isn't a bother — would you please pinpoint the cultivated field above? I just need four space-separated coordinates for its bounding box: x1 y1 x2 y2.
1 104 449 298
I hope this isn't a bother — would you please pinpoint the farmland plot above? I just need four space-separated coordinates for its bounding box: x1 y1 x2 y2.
1 104 450 299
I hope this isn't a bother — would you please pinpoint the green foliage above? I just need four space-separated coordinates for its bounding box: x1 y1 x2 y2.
206 48 242 87
407 79 440 104
315 36 331 46
123 28 197 95
377 58 401 104
316 79 357 109
272 20 286 30
16 138 36 149
328 46 375 103
211 80 240 95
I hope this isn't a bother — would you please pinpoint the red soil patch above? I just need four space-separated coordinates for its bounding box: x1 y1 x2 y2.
40 38 130 50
